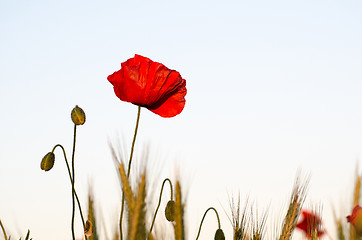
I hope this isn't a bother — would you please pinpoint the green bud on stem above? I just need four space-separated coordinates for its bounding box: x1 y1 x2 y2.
40 152 55 171
165 200 176 222
71 105 86 125
214 229 225 240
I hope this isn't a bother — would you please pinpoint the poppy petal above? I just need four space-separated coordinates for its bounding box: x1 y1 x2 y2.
296 210 325 238
148 79 187 117
107 54 187 118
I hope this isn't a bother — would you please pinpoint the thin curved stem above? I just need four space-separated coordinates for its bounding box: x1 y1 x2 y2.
0 219 8 240
127 106 141 177
148 178 174 238
52 144 86 230
120 106 141 240
71 125 77 240
195 207 221 240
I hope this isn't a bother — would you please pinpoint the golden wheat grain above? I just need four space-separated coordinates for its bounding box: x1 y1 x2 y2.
251 209 267 240
128 173 147 240
228 195 251 240
173 180 185 240
278 175 308 240
118 163 135 213
337 219 346 240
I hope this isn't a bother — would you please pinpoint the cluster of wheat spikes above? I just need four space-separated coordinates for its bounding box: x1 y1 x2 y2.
3 104 362 240
102 163 361 240
0 220 32 240
110 142 187 240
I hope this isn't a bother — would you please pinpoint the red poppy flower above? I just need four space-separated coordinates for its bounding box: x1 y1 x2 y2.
107 54 187 118
296 210 325 238
347 205 362 235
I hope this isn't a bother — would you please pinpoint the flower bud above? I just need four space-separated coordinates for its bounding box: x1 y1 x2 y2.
71 105 86 125
84 219 93 237
40 152 55 171
165 200 175 222
214 228 225 240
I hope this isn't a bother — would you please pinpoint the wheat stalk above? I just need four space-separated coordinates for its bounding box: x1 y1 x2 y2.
278 175 309 240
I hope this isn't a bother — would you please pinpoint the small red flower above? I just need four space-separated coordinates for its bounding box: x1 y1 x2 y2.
347 205 362 235
296 210 325 238
107 54 187 118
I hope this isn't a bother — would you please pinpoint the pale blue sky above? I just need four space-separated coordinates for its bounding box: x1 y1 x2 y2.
1 0 362 239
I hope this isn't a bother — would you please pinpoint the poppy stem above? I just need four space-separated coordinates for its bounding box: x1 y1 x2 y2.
0 219 8 240
148 178 174 238
52 144 87 240
195 207 221 240
119 106 141 240
127 106 141 177
71 125 77 240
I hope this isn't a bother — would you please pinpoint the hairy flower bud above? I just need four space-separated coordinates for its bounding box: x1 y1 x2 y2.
40 152 55 171
165 200 175 222
71 105 86 125
214 228 225 240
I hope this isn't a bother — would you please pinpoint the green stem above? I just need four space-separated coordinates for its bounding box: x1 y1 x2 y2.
71 125 77 240
127 106 141 178
52 144 87 236
148 178 174 238
120 106 141 240
195 207 221 240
